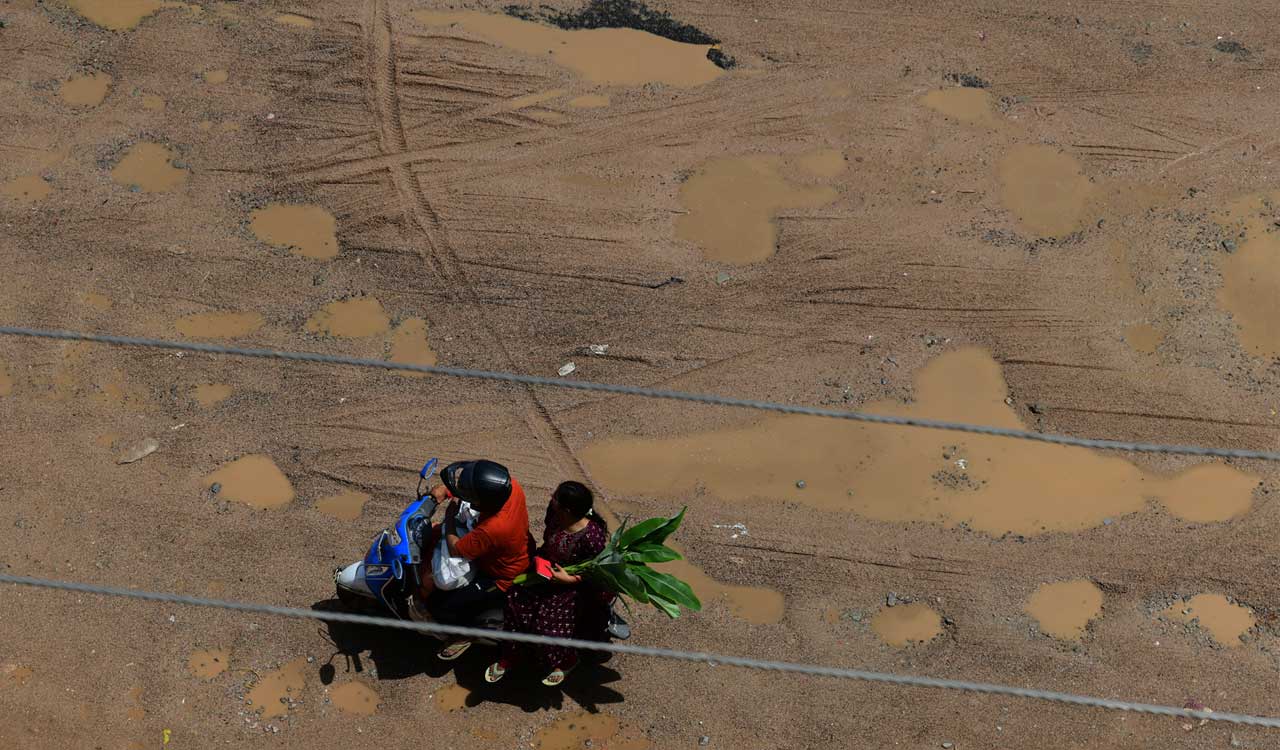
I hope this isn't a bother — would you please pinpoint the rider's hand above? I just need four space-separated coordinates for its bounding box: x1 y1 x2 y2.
428 484 450 503
550 564 579 585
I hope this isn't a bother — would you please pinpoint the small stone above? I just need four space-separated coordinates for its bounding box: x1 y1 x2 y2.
699 737 711 746
1027 403 1044 415
306 656 315 663
1102 517 1114 525
715 271 732 285
887 592 899 607
210 482 222 495
795 480 806 489
1231 733 1243 748
1222 239 1237 253
116 438 159 465
942 743 954 749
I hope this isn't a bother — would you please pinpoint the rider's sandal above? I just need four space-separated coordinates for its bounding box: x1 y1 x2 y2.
484 662 507 683
541 662 576 687
437 640 472 661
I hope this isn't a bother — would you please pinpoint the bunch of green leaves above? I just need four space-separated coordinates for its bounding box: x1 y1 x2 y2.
515 507 701 618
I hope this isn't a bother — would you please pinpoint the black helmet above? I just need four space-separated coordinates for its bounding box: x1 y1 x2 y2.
440 459 512 512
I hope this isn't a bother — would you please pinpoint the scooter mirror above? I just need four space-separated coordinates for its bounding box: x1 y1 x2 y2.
419 458 438 479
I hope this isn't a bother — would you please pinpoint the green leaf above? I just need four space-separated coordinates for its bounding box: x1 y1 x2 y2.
593 562 650 603
623 543 682 564
634 567 701 611
618 507 688 549
648 593 682 619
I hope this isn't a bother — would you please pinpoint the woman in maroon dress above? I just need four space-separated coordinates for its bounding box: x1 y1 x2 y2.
485 481 609 686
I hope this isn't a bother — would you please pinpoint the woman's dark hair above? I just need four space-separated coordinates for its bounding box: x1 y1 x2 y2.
553 481 606 532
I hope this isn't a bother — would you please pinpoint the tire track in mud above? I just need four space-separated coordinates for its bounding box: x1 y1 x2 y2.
359 0 783 615
360 0 602 495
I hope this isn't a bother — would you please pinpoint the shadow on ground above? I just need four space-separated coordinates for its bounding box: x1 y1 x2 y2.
311 599 626 712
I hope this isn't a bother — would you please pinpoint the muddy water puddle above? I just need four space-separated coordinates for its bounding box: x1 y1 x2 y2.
82 291 112 311
175 311 263 339
1026 580 1103 640
664 556 783 624
247 658 307 718
141 94 165 111
5 665 33 686
111 142 187 193
188 648 229 679
1217 192 1280 357
871 603 942 647
1124 323 1163 354
388 318 437 372
330 682 378 716
998 144 1092 237
434 683 469 712
193 383 232 407
250 203 338 260
412 11 721 88
203 455 295 510
677 154 839 264
568 93 610 109
125 686 146 721
305 298 390 338
2 175 50 203
202 69 228 84
534 710 651 750
66 0 197 30
316 491 370 521
921 87 996 125
795 148 847 179
582 348 1258 536
1163 594 1254 647
276 13 315 28
0 362 13 397
60 72 112 107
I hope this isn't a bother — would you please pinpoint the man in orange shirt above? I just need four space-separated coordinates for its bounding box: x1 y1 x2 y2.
416 459 533 661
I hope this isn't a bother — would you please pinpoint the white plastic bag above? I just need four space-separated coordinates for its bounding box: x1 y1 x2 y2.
432 501 480 590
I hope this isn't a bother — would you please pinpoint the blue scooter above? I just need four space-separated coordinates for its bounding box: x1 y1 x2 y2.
333 458 630 641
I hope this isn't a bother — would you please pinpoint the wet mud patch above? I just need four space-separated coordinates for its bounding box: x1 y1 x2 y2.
193 383 232 407
125 686 146 721
662 556 783 624
250 203 338 260
998 144 1092 237
1162 594 1255 647
533 710 651 750
1 175 51 203
1026 579 1103 640
59 71 112 107
4 664 33 687
188 648 229 679
247 658 307 718
922 87 996 125
275 13 315 28
387 318 437 372
871 603 942 647
305 297 390 338
329 681 378 716
65 0 197 31
676 153 839 264
175 311 263 339
1216 192 1280 357
202 69 228 85
433 682 469 713
413 10 722 87
203 454 295 510
315 491 370 521
82 291 112 311
1124 323 1163 354
582 348 1259 536
0 362 13 397
568 93 610 108
110 142 188 193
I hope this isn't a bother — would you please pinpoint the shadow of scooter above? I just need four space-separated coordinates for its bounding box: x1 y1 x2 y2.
311 598 626 712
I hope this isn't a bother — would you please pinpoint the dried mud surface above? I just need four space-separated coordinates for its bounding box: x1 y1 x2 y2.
3 1 1280 748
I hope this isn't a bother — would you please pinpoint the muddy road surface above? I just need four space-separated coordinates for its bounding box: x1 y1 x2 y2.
3 0 1280 748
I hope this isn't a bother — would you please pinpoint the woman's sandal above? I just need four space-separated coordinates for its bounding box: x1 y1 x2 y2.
541 662 576 687
437 640 472 661
484 662 507 683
